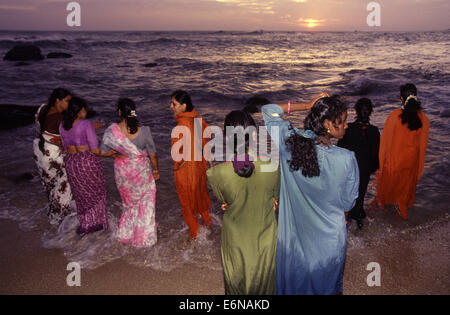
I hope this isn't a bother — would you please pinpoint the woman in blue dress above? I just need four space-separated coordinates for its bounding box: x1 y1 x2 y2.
262 95 359 295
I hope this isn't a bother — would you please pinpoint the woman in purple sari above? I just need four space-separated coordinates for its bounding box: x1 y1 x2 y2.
59 97 114 237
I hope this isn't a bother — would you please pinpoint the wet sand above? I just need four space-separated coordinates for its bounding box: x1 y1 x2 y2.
0 216 448 295
0 219 224 295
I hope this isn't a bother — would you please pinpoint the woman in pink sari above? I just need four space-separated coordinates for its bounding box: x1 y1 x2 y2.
102 98 159 247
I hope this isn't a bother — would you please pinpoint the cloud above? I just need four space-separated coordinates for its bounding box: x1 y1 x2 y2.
0 0 449 31
215 0 276 15
0 5 36 11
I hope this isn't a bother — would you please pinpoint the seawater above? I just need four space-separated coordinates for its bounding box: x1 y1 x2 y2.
0 30 449 270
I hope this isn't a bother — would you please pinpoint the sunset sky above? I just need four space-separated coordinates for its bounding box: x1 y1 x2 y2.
0 0 449 31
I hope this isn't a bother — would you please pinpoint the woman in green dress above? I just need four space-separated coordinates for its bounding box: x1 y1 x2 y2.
207 110 280 295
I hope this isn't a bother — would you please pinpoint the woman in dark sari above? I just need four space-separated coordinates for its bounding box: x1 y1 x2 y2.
59 97 114 236
338 98 380 229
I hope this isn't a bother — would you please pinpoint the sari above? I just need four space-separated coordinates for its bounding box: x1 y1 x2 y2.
103 124 157 247
172 110 211 239
376 109 429 219
60 120 108 236
262 104 359 295
33 104 72 224
207 157 280 295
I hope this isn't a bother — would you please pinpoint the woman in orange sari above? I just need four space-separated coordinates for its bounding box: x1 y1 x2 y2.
170 90 212 239
377 83 429 219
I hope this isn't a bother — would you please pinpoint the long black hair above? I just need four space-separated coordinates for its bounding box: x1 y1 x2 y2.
38 88 71 153
355 98 373 123
286 96 347 177
400 83 423 131
224 110 257 178
63 97 87 130
117 98 139 134
171 90 194 112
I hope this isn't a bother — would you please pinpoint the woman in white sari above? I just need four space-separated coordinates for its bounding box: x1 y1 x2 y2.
102 98 159 247
33 88 73 224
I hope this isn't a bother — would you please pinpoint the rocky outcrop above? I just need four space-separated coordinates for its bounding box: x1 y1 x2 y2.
46 52 73 59
0 104 98 130
0 104 39 130
3 45 44 61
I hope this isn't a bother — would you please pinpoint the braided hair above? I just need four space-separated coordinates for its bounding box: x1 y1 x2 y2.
400 83 423 131
224 110 257 178
117 98 139 134
355 98 373 123
286 96 347 177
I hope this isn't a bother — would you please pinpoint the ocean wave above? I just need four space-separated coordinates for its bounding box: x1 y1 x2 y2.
347 76 388 96
0 33 69 42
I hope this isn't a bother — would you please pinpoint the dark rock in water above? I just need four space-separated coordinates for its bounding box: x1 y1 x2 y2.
86 109 98 118
439 108 450 118
2 172 36 184
47 52 73 59
143 62 158 68
0 104 39 130
0 104 98 130
243 96 271 113
347 77 380 95
15 62 31 67
3 45 44 61
12 172 35 184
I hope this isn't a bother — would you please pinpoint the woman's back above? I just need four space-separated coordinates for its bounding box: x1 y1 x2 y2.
208 159 279 225
100 124 156 155
338 122 380 174
207 158 279 295
377 108 429 219
262 102 359 294
280 145 358 239
59 120 98 150
381 109 429 170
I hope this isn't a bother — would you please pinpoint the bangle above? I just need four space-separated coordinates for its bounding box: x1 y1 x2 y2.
153 169 159 173
288 100 291 114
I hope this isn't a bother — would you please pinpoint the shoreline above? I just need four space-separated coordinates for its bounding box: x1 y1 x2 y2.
1 214 448 295
0 218 225 295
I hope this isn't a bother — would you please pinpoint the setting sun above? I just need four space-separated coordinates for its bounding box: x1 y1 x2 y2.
298 18 325 28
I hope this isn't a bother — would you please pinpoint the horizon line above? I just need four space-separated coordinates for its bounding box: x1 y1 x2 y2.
0 28 449 33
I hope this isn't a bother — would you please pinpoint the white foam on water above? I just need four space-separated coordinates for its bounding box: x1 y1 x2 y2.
124 211 223 272
41 212 128 270
37 199 224 271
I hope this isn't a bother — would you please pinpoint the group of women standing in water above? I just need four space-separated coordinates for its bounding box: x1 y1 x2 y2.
33 83 429 294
